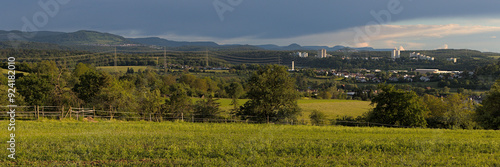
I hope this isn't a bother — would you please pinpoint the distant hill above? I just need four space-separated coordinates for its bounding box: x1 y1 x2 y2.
0 30 134 45
0 41 70 50
128 37 219 47
0 30 389 51
0 30 494 54
256 43 383 51
34 30 134 45
0 30 61 42
0 30 259 51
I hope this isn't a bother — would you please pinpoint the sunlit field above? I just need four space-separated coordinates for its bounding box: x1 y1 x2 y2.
1 120 499 166
96 66 155 73
297 99 372 121
197 98 372 122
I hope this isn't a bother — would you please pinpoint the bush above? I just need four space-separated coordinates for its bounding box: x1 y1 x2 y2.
309 110 327 126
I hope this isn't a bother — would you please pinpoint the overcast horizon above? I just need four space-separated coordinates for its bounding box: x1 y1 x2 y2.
2 0 500 52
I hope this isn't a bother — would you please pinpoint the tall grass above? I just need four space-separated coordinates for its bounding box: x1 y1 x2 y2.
1 120 499 166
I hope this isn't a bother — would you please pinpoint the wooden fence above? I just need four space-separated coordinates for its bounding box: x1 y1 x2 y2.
0 106 301 124
0 106 413 127
0 106 95 120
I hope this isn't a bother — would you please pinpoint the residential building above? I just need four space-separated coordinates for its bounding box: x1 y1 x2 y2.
316 49 331 58
295 52 309 58
415 69 439 74
410 52 435 61
391 48 401 59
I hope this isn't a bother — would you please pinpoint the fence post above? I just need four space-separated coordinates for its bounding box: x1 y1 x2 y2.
109 105 113 120
149 113 152 121
36 106 39 120
69 107 72 119
61 106 64 120
93 106 96 119
181 112 184 122
76 108 79 120
42 106 44 118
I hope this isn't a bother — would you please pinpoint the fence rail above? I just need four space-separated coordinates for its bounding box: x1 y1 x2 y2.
0 106 303 124
0 106 413 128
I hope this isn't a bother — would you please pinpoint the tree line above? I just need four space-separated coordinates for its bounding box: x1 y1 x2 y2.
0 61 301 123
311 82 500 129
2 60 500 129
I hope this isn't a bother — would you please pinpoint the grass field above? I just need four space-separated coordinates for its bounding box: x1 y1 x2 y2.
96 66 155 73
297 99 372 121
489 55 500 59
1 68 29 76
1 120 499 166
191 72 240 78
197 98 372 122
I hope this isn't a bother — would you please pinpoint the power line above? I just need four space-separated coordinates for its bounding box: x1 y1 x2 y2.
164 48 167 69
114 47 117 72
206 49 209 67
213 54 278 60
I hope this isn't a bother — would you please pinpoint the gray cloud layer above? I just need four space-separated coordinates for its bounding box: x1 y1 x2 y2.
2 0 500 40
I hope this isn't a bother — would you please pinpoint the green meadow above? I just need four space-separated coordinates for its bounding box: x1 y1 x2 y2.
196 98 373 123
1 120 499 166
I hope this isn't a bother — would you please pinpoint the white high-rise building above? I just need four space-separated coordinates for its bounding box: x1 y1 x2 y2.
316 49 330 58
391 48 401 59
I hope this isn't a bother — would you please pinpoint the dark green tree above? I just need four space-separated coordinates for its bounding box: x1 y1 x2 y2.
73 70 111 104
94 79 138 117
476 79 500 129
139 89 163 121
126 67 135 74
236 65 301 123
165 84 192 120
17 74 54 106
366 84 427 127
226 82 244 113
193 96 221 121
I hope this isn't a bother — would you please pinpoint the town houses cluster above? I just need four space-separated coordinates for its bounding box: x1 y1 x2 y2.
294 48 459 64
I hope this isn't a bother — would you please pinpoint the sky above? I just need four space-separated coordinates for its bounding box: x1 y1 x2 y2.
2 0 500 52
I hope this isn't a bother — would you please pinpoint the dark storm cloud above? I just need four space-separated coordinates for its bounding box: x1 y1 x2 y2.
1 0 500 39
